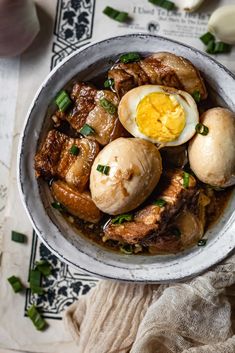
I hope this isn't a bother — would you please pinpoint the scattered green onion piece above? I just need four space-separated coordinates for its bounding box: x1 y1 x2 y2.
96 164 110 175
112 214 133 224
35 260 52 277
119 52 141 64
104 78 114 89
51 201 65 212
192 90 201 103
149 0 176 10
153 199 167 207
11 230 26 243
55 90 72 112
8 276 24 293
198 239 207 246
183 172 190 189
99 98 117 114
195 123 209 136
200 32 215 45
171 227 181 238
79 123 95 136
27 305 47 331
120 244 133 255
69 145 79 156
29 270 44 294
103 6 129 22
214 42 231 54
206 40 215 54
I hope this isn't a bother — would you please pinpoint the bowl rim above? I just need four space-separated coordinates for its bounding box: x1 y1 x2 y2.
17 33 235 283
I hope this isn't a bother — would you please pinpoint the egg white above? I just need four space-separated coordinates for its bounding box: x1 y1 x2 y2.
118 85 199 147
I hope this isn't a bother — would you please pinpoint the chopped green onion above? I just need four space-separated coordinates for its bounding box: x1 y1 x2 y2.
183 172 190 189
171 227 181 238
148 0 176 10
11 230 26 243
104 78 114 89
195 123 209 136
51 201 66 212
119 52 141 64
69 145 79 156
27 305 47 331
120 244 133 255
198 239 207 246
79 123 95 136
200 32 215 45
55 90 72 112
96 164 110 175
214 42 231 54
192 90 201 103
206 40 216 54
29 270 44 294
112 214 133 224
35 260 52 277
103 6 129 22
99 98 117 114
153 199 167 207
8 276 24 293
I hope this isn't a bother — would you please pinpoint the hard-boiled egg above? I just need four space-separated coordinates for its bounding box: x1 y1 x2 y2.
118 85 199 147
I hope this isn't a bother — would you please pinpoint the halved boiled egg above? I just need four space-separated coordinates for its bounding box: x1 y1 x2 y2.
118 85 199 146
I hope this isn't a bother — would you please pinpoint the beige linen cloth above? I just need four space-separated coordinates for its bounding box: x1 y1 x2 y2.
65 253 235 353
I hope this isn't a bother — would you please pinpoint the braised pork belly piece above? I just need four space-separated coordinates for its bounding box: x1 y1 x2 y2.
108 52 207 99
34 129 99 190
55 82 128 145
51 180 101 223
104 170 198 244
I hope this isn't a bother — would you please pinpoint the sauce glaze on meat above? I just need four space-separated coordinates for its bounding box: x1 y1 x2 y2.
34 52 233 255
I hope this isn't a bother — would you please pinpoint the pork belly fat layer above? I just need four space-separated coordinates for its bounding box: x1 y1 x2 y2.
34 129 99 190
104 170 197 244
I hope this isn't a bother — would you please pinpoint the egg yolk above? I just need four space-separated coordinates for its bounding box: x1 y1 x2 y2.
136 92 186 142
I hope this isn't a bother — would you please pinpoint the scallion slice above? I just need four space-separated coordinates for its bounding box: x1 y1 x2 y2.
99 98 117 114
104 78 114 89
35 260 52 277
79 123 95 136
51 201 65 212
112 214 133 224
96 164 110 175
206 40 215 54
153 199 167 207
29 270 44 294
8 276 24 293
149 0 176 10
69 145 79 156
27 305 47 331
103 6 129 22
120 244 133 254
198 239 207 246
11 230 26 243
195 123 209 136
119 52 141 64
192 90 201 103
55 90 72 112
214 42 231 54
183 172 190 189
200 32 215 45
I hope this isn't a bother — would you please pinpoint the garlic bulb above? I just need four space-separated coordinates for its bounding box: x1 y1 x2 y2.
0 0 40 57
208 5 235 45
174 0 205 12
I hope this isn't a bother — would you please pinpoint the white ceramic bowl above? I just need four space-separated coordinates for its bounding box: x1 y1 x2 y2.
18 34 235 283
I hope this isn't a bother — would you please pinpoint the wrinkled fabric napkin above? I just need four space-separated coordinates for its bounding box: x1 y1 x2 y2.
65 253 235 353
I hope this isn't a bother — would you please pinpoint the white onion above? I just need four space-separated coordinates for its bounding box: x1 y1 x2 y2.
0 0 40 57
174 0 205 12
208 5 235 45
